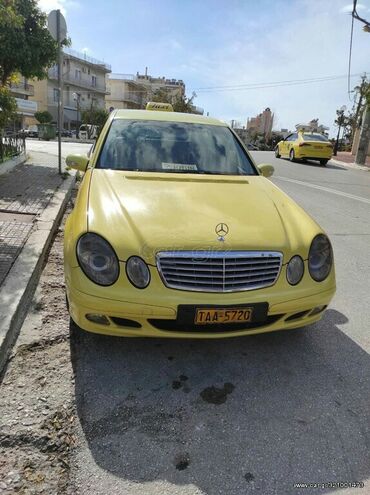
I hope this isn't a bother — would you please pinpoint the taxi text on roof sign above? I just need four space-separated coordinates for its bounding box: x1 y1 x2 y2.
146 101 174 112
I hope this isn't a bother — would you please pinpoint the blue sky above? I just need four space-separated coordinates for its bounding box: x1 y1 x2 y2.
39 0 370 136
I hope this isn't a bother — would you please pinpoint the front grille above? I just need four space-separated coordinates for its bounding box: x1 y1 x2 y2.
156 251 283 292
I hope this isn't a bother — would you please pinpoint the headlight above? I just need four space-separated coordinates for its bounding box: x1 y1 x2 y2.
286 255 304 285
308 234 333 282
76 233 119 286
126 256 150 288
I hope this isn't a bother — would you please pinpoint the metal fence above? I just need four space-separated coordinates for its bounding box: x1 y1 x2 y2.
0 133 26 163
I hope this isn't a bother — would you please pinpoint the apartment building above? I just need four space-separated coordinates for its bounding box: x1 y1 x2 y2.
247 107 274 139
106 68 185 111
9 76 38 130
29 47 111 129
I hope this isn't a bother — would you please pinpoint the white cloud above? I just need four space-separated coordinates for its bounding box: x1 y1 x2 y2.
340 3 366 13
38 0 79 16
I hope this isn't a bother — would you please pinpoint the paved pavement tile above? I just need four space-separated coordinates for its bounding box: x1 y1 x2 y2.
0 153 62 214
0 151 62 285
0 221 34 285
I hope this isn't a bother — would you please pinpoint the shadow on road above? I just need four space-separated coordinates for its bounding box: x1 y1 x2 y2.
70 309 370 494
302 160 347 171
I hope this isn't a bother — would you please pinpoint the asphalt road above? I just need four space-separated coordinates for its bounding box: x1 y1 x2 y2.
25 145 370 494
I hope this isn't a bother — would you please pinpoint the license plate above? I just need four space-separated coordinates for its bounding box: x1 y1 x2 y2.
313 145 322 149
195 307 253 325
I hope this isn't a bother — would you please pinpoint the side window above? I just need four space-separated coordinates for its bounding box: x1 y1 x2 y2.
291 133 298 140
286 134 293 141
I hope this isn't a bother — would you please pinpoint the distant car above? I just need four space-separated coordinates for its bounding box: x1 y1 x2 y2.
21 126 38 138
79 124 99 140
64 104 336 339
246 143 259 150
275 132 333 166
57 129 72 138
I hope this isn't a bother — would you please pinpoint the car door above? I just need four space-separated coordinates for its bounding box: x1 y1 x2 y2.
285 133 297 156
281 134 292 155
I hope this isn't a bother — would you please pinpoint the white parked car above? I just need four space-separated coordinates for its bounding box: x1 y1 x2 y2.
79 124 98 140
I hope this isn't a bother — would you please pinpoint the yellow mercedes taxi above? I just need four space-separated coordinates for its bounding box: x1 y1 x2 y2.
275 131 333 166
64 103 336 338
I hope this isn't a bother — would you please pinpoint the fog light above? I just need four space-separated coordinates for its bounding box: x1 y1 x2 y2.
286 255 304 285
310 305 327 316
85 313 110 325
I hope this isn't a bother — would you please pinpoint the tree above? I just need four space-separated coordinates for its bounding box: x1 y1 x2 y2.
150 88 197 113
34 110 53 124
81 107 109 138
0 86 17 129
0 0 58 86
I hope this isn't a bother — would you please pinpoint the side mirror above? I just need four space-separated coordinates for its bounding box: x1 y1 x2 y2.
66 154 88 172
258 163 274 177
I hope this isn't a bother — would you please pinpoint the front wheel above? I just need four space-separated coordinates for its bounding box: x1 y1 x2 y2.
275 146 281 158
289 148 296 162
320 159 329 166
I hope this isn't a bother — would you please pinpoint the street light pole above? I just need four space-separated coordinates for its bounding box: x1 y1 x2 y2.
73 92 81 139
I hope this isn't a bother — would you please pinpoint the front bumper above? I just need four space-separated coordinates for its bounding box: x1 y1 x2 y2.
67 266 336 338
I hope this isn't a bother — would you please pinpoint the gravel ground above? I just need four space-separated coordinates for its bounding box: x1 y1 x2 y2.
0 198 76 495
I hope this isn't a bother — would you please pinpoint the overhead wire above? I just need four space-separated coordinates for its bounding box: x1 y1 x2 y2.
190 73 366 93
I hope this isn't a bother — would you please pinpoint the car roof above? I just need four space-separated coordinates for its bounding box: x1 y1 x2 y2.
112 109 226 127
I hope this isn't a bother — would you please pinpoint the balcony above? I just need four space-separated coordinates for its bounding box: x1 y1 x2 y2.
63 47 111 72
109 92 144 106
48 68 109 94
9 82 34 96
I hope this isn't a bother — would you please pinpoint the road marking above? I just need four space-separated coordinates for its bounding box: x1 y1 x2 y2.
275 176 370 205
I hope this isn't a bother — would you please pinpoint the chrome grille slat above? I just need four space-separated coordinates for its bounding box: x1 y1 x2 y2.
157 251 283 292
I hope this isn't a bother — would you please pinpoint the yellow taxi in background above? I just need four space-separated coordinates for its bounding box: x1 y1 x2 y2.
275 131 333 166
64 104 335 339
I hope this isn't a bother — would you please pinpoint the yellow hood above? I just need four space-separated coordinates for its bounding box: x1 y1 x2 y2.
87 170 321 265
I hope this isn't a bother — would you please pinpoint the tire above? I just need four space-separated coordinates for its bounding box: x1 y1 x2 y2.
275 146 281 158
289 148 296 162
320 159 329 166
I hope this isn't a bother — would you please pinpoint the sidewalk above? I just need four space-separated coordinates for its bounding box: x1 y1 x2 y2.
331 151 370 170
0 151 76 371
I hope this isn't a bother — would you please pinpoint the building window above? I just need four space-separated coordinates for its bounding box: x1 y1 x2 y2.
88 68 90 75
75 69 81 80
87 93 90 99
92 75 97 87
53 88 59 102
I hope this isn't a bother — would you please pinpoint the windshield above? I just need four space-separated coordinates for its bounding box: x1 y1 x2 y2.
96 119 257 175
302 133 329 142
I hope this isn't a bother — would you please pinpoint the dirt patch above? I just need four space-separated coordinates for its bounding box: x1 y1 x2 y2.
174 453 190 471
200 382 235 405
0 199 77 494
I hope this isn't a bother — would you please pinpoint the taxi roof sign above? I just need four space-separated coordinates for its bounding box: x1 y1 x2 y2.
146 101 174 112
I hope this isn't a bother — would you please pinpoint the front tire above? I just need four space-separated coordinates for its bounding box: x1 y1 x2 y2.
289 148 296 162
275 146 281 158
320 159 329 166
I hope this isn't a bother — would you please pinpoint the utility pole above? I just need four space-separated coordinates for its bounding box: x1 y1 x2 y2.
351 1 370 165
56 9 63 175
355 103 370 165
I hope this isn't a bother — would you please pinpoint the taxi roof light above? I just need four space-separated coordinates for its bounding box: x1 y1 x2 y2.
146 101 174 112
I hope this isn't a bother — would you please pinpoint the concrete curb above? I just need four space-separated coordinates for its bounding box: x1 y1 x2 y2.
330 158 370 171
0 170 76 373
0 152 27 176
